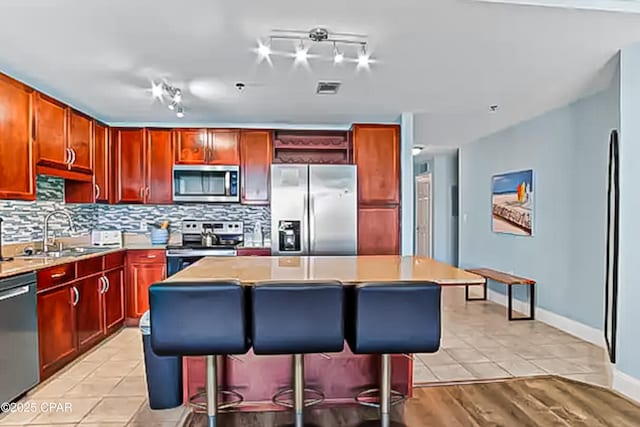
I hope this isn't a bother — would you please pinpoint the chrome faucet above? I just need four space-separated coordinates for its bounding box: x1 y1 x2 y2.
43 211 74 254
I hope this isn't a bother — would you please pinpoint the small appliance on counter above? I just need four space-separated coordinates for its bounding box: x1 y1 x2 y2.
90 230 123 247
148 221 170 245
166 220 243 276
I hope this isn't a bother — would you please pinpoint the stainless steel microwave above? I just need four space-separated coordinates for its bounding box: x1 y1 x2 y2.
172 165 240 203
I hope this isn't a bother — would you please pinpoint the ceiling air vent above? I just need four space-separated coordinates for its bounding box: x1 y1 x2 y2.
316 81 341 95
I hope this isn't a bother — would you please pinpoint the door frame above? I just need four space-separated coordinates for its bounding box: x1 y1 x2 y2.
415 173 433 257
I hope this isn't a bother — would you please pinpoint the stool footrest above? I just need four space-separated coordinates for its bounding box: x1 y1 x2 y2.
273 387 324 409
189 389 244 413
355 388 405 408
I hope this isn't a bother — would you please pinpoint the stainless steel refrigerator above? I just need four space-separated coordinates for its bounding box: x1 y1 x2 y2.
271 164 357 255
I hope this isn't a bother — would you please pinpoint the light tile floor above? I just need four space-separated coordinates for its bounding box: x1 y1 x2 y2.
0 287 611 426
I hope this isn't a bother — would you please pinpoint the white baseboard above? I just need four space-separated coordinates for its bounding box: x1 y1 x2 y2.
613 368 640 403
486 289 605 348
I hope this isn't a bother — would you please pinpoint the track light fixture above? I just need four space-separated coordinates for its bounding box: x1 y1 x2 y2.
151 81 186 117
257 27 373 69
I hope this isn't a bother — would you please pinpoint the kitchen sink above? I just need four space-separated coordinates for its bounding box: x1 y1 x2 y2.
18 247 111 259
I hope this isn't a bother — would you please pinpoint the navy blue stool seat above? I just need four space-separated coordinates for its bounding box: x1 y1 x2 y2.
150 281 250 427
252 281 344 426
346 282 441 426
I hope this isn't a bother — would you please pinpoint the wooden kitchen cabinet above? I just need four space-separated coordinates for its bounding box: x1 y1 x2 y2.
0 74 35 200
34 93 67 169
240 130 272 204
353 124 400 205
103 268 124 334
75 275 104 352
211 130 240 164
175 128 207 164
358 206 400 255
94 122 110 202
114 128 146 203
37 285 77 379
126 250 166 320
67 110 93 173
146 129 173 204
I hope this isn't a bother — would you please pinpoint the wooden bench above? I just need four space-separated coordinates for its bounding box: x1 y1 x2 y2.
465 268 536 321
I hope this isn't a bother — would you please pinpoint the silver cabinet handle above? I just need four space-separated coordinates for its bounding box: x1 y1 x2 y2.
71 286 79 306
104 276 110 293
95 184 100 200
147 254 157 258
70 148 76 165
140 187 145 199
98 277 106 294
64 148 70 164
146 187 150 198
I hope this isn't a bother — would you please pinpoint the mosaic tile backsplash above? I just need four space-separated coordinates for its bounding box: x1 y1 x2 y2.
0 175 270 244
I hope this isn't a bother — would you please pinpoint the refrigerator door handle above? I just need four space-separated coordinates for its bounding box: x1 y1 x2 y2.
303 192 310 255
309 195 315 253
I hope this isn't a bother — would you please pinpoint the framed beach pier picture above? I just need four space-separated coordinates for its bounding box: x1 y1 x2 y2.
491 169 534 236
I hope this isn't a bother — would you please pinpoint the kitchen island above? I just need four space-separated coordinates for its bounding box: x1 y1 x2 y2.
162 255 484 411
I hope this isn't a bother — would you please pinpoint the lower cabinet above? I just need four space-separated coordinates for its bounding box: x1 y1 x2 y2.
103 268 125 334
37 285 77 378
358 205 400 255
126 250 167 321
76 275 104 352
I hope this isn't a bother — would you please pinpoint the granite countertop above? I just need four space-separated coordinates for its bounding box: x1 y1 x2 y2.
162 255 486 286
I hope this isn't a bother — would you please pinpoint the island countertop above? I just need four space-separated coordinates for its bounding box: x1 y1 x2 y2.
163 255 485 285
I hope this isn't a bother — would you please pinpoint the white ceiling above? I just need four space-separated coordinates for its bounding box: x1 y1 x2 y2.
1 0 639 146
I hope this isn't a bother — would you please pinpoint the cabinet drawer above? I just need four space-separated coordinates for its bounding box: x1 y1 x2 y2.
127 250 166 264
37 264 76 291
104 251 125 270
237 248 271 256
77 256 104 278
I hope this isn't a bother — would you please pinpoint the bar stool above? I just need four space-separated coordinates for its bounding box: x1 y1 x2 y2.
251 281 344 427
149 281 250 427
346 282 441 427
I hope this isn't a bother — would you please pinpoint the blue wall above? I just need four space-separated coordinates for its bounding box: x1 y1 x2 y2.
459 78 619 330
617 46 640 380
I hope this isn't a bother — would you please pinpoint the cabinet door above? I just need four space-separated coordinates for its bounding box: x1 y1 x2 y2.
35 93 68 168
210 130 239 164
114 128 146 203
129 262 166 318
94 123 110 202
76 277 104 351
103 268 124 334
68 111 93 173
37 285 76 379
358 206 400 255
240 130 271 204
0 74 35 200
175 129 207 164
146 129 173 204
353 125 400 205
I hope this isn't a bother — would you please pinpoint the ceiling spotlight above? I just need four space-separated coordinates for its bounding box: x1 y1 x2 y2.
357 45 371 68
258 40 271 58
333 44 344 64
412 146 425 156
295 40 308 63
168 101 177 111
173 88 182 103
176 106 184 118
151 82 164 99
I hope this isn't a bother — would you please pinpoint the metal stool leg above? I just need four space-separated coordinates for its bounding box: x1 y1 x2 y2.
294 353 304 426
206 355 217 427
380 354 391 419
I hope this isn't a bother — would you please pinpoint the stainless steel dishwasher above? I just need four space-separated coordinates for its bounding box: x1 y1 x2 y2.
0 273 39 404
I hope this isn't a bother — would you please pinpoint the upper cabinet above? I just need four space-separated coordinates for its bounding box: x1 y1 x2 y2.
114 128 146 203
175 129 239 165
94 123 110 202
352 124 400 205
146 129 173 204
34 93 67 168
240 130 272 205
0 74 35 200
67 110 93 173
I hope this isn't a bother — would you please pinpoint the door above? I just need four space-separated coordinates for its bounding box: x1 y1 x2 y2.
34 93 68 169
68 111 93 173
309 165 357 255
76 277 104 351
129 263 166 318
353 124 400 205
210 130 240 164
114 128 146 203
270 165 309 255
37 285 76 378
103 269 124 334
146 129 173 204
94 123 109 202
0 75 35 200
175 129 208 164
358 206 400 255
240 130 272 204
415 174 433 257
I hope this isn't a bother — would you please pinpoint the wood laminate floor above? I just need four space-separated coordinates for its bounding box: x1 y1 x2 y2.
183 376 640 427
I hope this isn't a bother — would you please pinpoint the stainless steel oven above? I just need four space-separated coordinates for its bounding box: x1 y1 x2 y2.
173 165 239 203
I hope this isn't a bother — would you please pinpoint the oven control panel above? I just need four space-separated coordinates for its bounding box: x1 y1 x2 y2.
181 220 243 236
